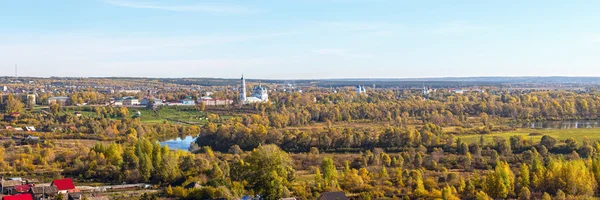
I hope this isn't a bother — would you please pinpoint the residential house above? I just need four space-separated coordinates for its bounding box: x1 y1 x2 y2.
200 97 233 106
13 185 32 194
22 136 41 145
140 98 163 106
48 96 69 105
181 99 196 105
112 100 123 106
139 98 151 105
117 89 141 93
1 180 22 194
68 192 84 200
184 182 202 189
24 126 35 132
3 112 20 122
51 178 76 194
317 191 348 200
24 94 36 106
123 97 139 106
29 186 58 200
2 193 33 200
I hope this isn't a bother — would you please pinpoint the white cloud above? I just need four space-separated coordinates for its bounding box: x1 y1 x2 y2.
102 0 259 14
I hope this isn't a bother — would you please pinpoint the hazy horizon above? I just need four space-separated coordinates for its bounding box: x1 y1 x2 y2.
2 0 599 79
4 75 600 81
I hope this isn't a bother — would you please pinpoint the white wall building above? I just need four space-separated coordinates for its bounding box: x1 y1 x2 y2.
240 75 269 104
123 97 139 105
356 85 366 96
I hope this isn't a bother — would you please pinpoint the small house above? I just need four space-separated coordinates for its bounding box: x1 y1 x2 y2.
184 182 202 189
22 136 40 145
29 186 58 199
48 96 69 105
24 126 35 132
13 184 32 194
1 180 22 194
68 192 84 200
180 99 196 105
51 178 76 193
317 191 348 200
123 97 139 106
3 112 20 122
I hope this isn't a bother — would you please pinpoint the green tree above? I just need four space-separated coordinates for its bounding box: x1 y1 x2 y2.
484 161 514 199
321 157 338 188
314 168 323 190
119 106 129 118
379 166 389 180
541 192 551 200
245 145 294 200
442 186 460 200
474 191 490 200
518 187 530 200
519 163 530 188
412 170 427 197
555 189 566 200
4 94 24 114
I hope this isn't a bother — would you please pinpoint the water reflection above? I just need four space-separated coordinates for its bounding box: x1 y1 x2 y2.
159 135 197 151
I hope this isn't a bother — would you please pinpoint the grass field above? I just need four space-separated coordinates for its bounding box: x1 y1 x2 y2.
459 128 600 145
60 106 211 125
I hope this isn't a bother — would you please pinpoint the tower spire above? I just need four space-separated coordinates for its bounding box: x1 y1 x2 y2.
240 74 247 102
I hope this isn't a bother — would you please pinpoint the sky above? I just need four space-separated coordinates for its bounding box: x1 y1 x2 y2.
1 0 600 79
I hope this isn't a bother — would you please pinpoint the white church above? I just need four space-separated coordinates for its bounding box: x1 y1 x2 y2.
240 75 269 104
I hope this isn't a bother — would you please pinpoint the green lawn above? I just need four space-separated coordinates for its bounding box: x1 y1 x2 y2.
127 108 164 123
459 128 600 145
61 106 210 124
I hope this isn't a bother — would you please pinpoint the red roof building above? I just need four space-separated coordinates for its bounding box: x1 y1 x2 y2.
2 194 33 200
13 184 32 193
51 178 75 191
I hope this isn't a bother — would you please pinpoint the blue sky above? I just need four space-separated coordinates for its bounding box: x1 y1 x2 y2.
1 0 599 79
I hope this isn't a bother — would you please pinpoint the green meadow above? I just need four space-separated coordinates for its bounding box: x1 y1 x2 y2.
60 105 210 125
460 128 600 145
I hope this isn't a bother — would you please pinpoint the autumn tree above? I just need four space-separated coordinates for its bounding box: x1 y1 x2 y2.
484 161 514 199
244 145 295 200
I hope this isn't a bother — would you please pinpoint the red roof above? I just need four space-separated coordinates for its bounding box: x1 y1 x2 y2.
14 184 32 193
3 194 33 200
51 178 75 191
